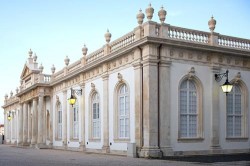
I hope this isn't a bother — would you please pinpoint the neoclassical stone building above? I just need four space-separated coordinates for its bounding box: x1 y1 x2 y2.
2 4 250 158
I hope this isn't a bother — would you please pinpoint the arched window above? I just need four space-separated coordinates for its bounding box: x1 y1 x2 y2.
118 84 129 138
72 101 79 139
179 79 199 138
57 102 62 139
226 84 244 137
92 92 100 138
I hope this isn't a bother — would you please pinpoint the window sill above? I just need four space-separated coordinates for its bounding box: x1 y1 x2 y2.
88 138 101 142
178 137 204 143
226 137 248 142
113 138 130 143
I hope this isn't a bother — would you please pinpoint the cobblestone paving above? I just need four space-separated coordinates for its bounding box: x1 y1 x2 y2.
0 145 249 166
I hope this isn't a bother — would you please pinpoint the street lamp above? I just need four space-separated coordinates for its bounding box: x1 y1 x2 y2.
7 111 12 121
68 88 82 107
215 70 233 94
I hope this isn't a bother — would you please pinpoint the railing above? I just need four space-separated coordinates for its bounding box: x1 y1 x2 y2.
218 35 250 50
110 31 135 52
68 60 81 72
86 48 104 63
168 26 209 44
44 74 51 83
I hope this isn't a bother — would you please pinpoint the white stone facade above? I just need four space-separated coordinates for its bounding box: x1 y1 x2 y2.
2 4 250 158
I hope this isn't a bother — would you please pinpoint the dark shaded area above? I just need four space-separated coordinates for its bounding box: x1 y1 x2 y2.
163 153 250 163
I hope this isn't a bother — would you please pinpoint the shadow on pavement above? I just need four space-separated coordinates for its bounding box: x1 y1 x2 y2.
163 153 250 163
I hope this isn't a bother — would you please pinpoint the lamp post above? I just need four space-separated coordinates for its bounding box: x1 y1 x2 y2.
215 70 233 94
68 88 82 107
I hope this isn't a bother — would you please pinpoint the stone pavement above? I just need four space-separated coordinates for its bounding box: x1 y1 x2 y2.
0 144 249 166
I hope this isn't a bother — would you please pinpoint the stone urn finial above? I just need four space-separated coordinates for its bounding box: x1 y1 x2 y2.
105 29 112 43
33 53 37 62
208 15 216 32
158 6 167 23
39 63 44 73
16 87 19 94
10 91 13 97
64 56 70 66
145 3 154 21
28 49 33 57
82 44 88 56
51 64 56 74
136 9 145 25
4 94 8 100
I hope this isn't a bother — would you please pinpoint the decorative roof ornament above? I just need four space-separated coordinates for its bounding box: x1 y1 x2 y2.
105 29 112 43
136 9 145 25
188 67 195 80
64 56 70 66
4 94 8 100
158 6 167 23
208 15 216 32
145 3 154 21
10 91 13 97
39 63 44 73
33 53 37 62
82 44 88 56
28 49 33 57
51 64 56 74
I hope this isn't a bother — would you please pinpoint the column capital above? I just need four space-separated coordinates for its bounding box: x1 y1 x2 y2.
102 72 109 80
79 82 85 89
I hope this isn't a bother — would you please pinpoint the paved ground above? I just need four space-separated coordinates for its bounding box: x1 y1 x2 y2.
0 144 249 166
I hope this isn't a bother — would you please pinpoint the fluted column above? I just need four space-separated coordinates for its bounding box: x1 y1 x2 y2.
210 66 221 150
23 102 28 145
31 98 38 145
102 72 110 152
18 104 23 145
37 94 45 147
63 90 67 148
4 112 8 143
80 82 86 150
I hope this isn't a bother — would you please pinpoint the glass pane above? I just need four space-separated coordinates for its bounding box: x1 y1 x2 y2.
180 115 187 137
235 94 241 115
180 80 187 90
226 94 233 115
180 91 187 114
189 115 197 137
227 116 233 137
189 81 196 91
189 91 197 114
234 116 242 136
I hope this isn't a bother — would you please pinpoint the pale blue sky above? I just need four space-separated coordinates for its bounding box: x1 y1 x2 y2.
0 0 250 124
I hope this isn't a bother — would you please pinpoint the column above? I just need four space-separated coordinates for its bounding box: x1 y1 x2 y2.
80 82 86 150
18 104 23 145
37 94 45 147
132 48 143 150
102 72 110 152
63 90 67 148
4 111 8 143
140 44 162 158
27 103 31 144
210 66 221 150
159 46 173 155
23 102 28 145
31 98 38 145
49 96 53 147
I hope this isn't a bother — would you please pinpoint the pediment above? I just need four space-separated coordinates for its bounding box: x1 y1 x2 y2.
20 65 31 79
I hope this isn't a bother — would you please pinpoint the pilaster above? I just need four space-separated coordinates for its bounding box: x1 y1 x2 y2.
210 65 221 151
132 48 143 153
102 73 110 153
23 102 29 146
37 91 45 148
79 82 86 151
31 98 38 146
63 90 68 149
27 103 31 144
159 46 173 155
139 44 162 158
18 104 23 145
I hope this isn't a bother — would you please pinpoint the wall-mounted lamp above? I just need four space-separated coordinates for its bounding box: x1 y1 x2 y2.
215 70 233 94
7 111 12 121
68 88 82 107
